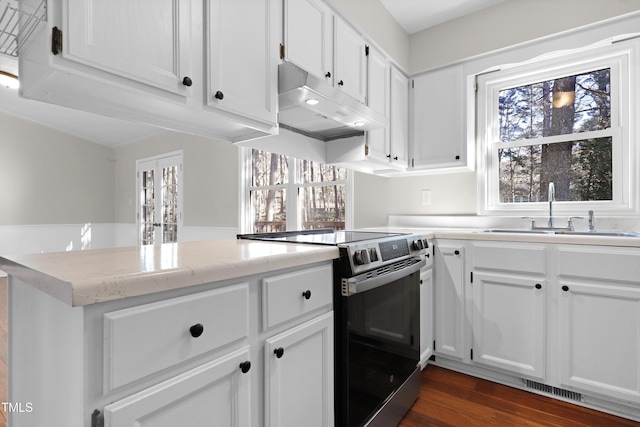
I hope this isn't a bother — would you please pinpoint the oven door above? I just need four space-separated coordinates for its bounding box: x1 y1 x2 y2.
335 258 424 427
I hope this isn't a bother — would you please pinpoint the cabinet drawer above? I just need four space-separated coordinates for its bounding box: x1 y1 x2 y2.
104 283 249 391
262 265 332 329
558 246 640 283
473 242 546 274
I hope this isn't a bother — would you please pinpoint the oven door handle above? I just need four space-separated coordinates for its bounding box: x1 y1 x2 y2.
341 258 426 296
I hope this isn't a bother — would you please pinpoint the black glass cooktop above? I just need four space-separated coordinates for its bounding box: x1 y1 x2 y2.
237 229 405 246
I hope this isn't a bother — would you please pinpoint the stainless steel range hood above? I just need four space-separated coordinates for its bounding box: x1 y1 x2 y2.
278 62 388 141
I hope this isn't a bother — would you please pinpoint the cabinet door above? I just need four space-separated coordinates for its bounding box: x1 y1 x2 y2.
434 243 466 360
334 17 367 103
264 312 334 427
472 273 545 379
207 0 277 126
64 0 191 96
104 347 252 427
420 267 434 368
390 66 409 166
559 281 640 403
284 0 333 83
365 46 390 164
411 64 465 168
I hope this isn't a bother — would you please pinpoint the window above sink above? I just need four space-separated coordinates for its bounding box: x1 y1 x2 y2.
476 36 640 217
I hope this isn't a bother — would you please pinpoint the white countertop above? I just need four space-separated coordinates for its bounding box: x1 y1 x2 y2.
0 239 339 307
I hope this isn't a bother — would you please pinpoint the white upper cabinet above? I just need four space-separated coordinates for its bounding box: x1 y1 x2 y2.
411 64 472 171
389 65 409 167
206 0 277 126
63 0 191 97
365 45 391 165
19 0 277 143
334 17 367 103
283 0 333 83
283 0 366 103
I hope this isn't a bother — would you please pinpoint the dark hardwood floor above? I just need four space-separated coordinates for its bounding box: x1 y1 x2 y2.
400 365 640 427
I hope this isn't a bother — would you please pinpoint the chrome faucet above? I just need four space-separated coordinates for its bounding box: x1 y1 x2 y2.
548 182 555 228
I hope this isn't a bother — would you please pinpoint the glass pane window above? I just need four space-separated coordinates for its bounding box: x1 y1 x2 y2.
251 189 286 233
247 149 350 232
476 39 637 215
498 137 612 203
299 159 347 183
251 150 288 186
499 69 611 143
300 186 346 230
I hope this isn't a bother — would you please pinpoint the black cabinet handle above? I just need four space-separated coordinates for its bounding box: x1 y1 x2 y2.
302 290 311 300
338 80 344 86
454 250 460 255
189 323 204 338
239 361 251 374
325 71 331 78
535 284 542 290
420 279 423 285
274 347 284 358
182 76 193 87
214 90 224 100
562 285 570 292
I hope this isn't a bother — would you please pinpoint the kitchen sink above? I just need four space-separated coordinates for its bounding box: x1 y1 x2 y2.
480 229 640 237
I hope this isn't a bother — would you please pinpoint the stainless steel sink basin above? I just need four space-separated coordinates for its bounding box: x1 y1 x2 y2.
480 229 640 237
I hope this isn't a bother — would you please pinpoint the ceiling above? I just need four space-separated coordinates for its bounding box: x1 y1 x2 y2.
0 0 505 147
379 0 506 34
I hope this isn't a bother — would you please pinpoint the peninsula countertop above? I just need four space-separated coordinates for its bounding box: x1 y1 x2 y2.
0 239 339 307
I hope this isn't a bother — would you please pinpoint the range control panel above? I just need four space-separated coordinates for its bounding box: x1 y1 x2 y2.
342 234 428 276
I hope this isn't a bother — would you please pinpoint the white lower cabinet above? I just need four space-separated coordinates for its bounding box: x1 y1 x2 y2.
559 281 640 404
429 239 640 422
471 273 545 379
419 266 434 367
8 262 333 427
557 246 640 405
470 242 546 379
264 312 334 427
433 241 466 360
104 347 252 427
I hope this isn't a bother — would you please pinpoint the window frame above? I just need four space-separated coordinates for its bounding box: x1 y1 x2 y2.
239 148 354 233
476 38 639 216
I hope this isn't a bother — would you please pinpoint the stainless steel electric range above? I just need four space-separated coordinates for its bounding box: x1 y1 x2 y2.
238 229 428 426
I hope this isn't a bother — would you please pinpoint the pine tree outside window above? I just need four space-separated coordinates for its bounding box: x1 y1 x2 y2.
476 38 639 216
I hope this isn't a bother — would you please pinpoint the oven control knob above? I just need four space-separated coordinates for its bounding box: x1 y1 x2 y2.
353 249 370 265
411 239 424 250
422 238 429 249
368 248 379 262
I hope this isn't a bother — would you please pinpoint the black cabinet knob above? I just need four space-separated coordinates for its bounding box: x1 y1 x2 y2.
239 361 251 374
189 323 204 338
214 90 224 100
274 347 284 358
562 285 570 292
535 284 542 290
338 80 344 86
302 290 312 300
386 154 391 158
454 250 460 255
393 156 398 160
325 71 331 78
182 76 193 87
455 155 460 160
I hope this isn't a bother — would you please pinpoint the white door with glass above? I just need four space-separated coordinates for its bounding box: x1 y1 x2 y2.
137 152 183 245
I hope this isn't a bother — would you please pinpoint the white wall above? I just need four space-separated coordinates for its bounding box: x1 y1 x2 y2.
0 111 116 225
114 131 240 228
